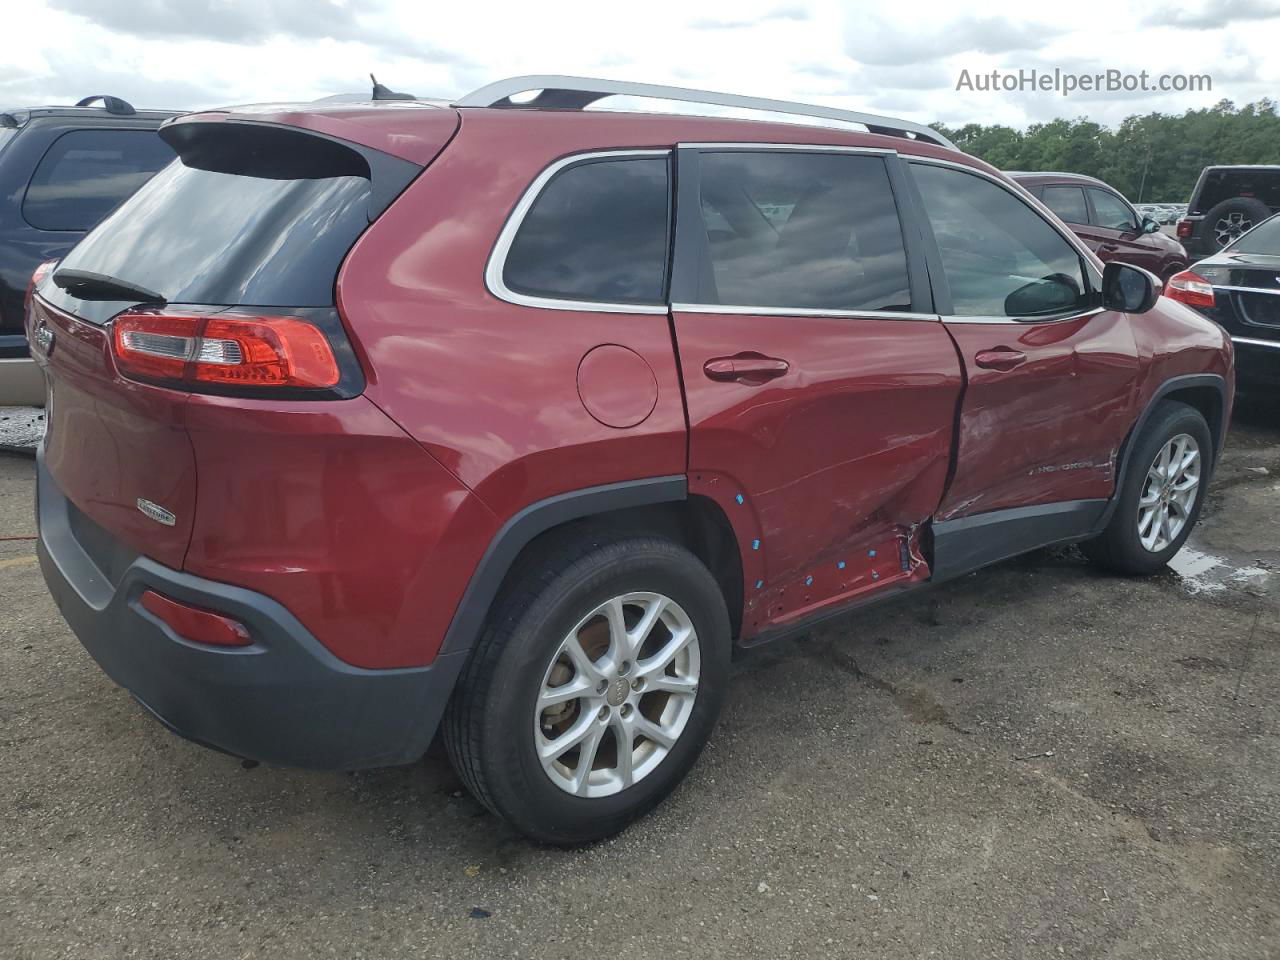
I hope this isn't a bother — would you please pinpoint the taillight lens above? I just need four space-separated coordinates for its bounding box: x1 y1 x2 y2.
112 310 340 390
140 590 252 647
25 259 58 316
1176 219 1193 239
1165 270 1215 309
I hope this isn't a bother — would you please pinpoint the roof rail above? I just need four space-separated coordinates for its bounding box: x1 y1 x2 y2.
454 75 956 150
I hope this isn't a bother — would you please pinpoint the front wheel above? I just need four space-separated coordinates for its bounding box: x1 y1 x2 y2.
1082 401 1212 575
443 535 731 844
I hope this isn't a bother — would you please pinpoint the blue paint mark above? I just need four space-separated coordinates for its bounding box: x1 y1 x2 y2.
755 579 764 589
735 493 744 505
805 575 813 586
868 549 877 558
752 539 760 550
837 561 846 570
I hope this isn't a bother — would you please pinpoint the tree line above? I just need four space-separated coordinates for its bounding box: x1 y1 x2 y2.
934 99 1279 202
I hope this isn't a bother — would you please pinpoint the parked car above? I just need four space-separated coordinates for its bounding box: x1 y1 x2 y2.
1011 171 1189 279
1177 165 1280 257
1166 213 1280 388
0 96 179 405
30 77 1233 844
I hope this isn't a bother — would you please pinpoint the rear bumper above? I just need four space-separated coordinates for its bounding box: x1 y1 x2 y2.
36 451 466 770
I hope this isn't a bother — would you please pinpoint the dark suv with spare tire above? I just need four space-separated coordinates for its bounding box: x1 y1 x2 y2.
30 76 1234 844
1177 165 1280 257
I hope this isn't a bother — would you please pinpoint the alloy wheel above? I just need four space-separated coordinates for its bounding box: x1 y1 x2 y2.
1214 212 1253 247
1137 433 1201 552
534 592 700 798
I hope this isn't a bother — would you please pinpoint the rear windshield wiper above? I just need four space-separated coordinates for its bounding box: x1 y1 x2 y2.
52 269 167 305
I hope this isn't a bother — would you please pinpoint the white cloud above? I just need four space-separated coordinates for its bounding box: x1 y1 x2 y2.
1 0 1277 131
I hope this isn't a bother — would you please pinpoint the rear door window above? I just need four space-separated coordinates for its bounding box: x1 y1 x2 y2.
1041 185 1088 225
686 151 913 312
22 129 174 231
502 156 670 305
911 162 1090 318
1088 189 1138 231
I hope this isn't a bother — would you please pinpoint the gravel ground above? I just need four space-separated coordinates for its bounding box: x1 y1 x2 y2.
1 395 1278 959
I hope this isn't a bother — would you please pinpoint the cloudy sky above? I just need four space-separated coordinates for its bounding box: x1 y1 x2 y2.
2 0 1277 130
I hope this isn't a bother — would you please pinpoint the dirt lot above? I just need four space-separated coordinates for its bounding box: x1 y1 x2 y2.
2 396 1278 959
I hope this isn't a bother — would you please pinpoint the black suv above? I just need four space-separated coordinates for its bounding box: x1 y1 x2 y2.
1177 165 1280 258
0 96 180 404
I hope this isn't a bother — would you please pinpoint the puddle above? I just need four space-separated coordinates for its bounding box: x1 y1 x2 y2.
1166 546 1269 595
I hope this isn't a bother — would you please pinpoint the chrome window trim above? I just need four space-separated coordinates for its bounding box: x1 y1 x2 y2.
672 303 936 320
942 307 1106 326
1232 336 1280 350
906 152 1105 285
677 142 895 155
485 148 672 315
1214 285 1280 296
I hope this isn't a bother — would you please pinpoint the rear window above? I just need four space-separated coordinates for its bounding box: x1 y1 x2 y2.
1194 169 1280 214
502 156 671 305
1230 214 1280 254
55 123 378 309
22 129 174 232
1041 185 1088 225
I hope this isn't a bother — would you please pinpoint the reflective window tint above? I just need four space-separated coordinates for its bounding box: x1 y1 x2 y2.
911 163 1089 318
22 129 174 231
1041 185 1088 225
1088 188 1137 230
503 157 670 304
691 151 912 312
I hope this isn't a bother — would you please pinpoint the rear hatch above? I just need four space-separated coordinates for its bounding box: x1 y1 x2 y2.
30 107 455 570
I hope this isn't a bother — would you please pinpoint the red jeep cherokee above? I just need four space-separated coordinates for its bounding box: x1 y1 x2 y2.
29 78 1233 844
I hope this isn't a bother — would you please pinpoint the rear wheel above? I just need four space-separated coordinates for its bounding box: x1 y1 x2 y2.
444 534 731 844
1082 401 1212 575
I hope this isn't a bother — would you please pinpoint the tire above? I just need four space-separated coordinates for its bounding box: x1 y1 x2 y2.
1082 401 1212 575
443 533 731 845
1202 196 1271 249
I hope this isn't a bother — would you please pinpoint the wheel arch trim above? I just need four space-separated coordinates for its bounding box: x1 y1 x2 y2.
1092 372 1229 534
437 475 688 659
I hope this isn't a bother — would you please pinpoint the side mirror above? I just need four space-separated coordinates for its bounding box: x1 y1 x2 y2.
1003 273 1082 316
1141 217 1161 234
1102 261 1161 313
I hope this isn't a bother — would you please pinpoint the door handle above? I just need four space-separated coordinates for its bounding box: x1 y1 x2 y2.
704 354 790 384
974 347 1027 371
1099 242 1120 252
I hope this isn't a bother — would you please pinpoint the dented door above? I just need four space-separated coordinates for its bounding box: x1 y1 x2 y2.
669 147 962 637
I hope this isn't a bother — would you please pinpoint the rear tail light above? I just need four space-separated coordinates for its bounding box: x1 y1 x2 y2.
1165 270 1215 309
140 590 252 647
112 310 341 391
1176 219 1193 239
25 258 58 316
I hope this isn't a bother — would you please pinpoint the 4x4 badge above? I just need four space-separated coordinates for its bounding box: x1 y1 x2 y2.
136 498 176 527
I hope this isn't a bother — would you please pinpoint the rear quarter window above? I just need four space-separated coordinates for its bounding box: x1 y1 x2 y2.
501 156 671 305
22 128 175 232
